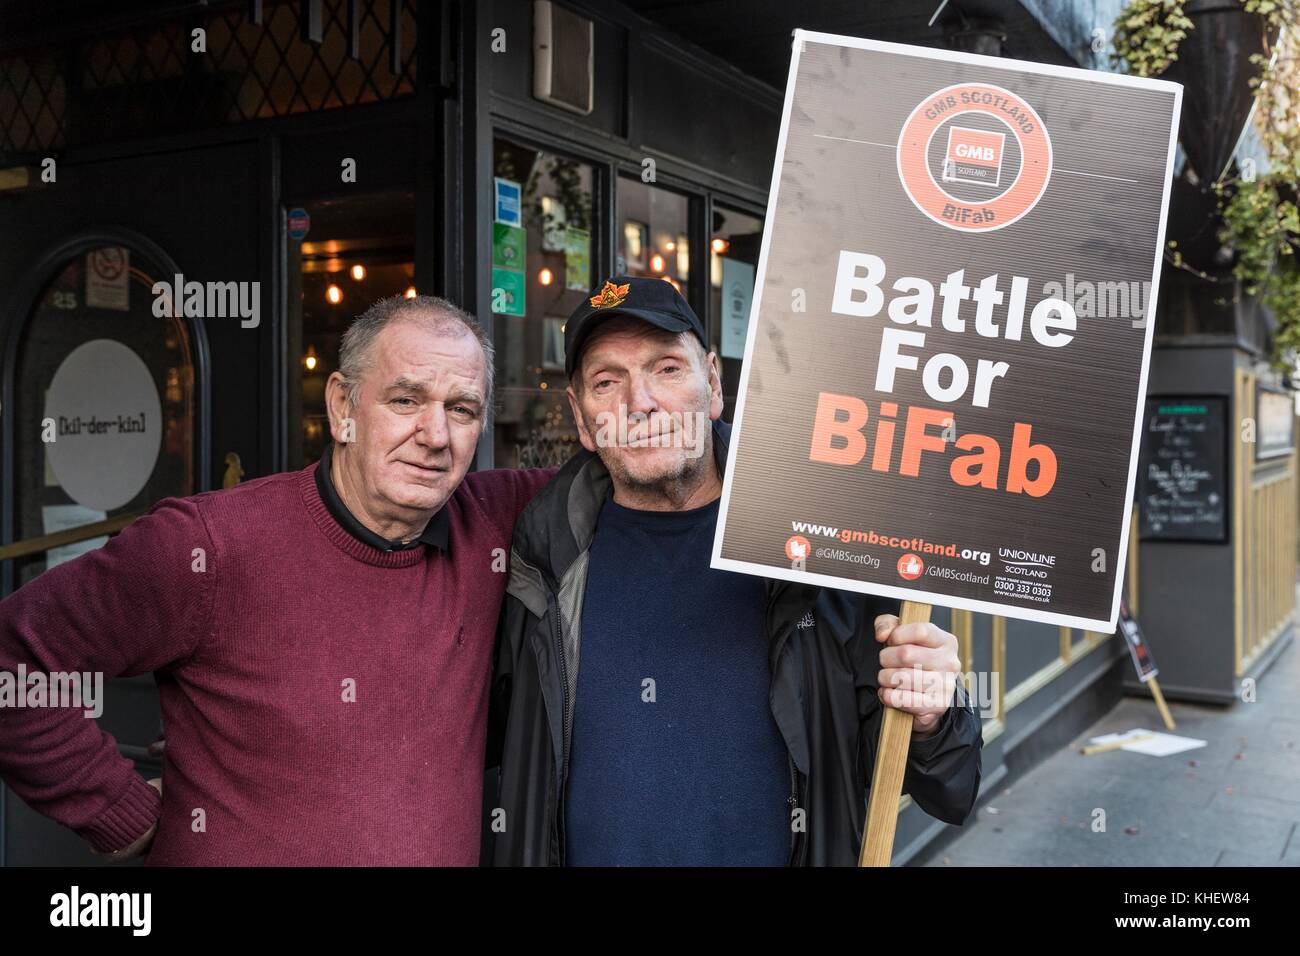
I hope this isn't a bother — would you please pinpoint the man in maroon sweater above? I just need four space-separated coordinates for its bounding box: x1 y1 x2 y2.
0 295 550 865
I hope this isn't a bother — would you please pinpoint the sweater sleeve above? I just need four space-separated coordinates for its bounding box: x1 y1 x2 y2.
0 495 215 852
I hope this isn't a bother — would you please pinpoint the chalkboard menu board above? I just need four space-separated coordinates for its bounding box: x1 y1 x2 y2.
1138 397 1228 542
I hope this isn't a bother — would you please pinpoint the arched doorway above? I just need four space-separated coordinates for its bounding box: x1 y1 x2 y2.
0 231 207 865
2 232 206 586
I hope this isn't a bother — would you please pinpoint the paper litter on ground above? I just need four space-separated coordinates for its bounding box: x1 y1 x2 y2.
1088 728 1207 757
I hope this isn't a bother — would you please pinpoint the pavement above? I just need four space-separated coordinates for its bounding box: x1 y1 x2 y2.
921 602 1300 867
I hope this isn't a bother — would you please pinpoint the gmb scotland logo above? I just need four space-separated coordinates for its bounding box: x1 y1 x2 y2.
896 83 1052 233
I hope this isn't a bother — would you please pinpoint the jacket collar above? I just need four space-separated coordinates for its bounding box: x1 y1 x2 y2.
509 415 824 778
511 417 732 584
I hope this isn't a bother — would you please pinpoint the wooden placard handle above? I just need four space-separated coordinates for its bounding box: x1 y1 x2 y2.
858 599 931 867
1147 677 1176 731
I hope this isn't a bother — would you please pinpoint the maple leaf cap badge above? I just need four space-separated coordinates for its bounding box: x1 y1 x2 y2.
590 280 631 309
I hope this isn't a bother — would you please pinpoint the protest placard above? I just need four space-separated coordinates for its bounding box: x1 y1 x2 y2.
713 31 1182 635
711 31 1182 865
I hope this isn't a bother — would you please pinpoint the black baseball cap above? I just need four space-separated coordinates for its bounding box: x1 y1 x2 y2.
564 275 708 378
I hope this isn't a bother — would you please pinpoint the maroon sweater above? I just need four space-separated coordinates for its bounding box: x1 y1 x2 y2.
0 462 550 865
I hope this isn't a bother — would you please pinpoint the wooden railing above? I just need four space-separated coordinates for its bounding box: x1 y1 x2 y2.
1235 369 1296 675
0 453 244 565
0 512 143 563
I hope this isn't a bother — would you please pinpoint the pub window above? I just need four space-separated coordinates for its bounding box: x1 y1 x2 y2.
710 205 763 421
616 176 692 301
287 192 415 468
489 137 595 470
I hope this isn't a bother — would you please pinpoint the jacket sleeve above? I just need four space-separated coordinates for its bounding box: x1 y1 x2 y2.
484 549 553 867
480 470 556 771
485 590 522 772
850 595 984 825
485 545 547 772
0 497 214 852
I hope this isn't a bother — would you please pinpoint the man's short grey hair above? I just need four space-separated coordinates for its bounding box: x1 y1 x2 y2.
337 294 495 413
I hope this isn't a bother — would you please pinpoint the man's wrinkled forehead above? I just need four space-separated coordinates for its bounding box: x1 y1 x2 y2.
372 317 485 381
577 316 697 374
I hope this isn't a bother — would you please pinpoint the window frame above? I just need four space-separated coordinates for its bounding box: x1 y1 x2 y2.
480 119 769 468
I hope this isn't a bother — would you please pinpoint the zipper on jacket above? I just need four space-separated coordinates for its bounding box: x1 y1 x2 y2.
548 593 571 865
771 583 808 867
786 753 800 865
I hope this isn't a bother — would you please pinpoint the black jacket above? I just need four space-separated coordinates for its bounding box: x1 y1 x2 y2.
487 419 983 866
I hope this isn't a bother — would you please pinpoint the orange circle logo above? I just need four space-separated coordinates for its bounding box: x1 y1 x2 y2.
897 553 925 581
785 535 812 561
896 83 1052 233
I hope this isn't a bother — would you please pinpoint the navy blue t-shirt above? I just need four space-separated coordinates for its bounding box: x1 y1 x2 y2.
564 493 791 866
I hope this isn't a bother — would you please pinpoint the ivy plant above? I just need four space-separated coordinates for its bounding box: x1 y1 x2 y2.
1113 0 1300 366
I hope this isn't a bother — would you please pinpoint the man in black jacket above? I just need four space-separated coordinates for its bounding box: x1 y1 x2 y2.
488 276 982 866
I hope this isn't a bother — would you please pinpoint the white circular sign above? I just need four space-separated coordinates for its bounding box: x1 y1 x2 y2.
45 339 162 511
